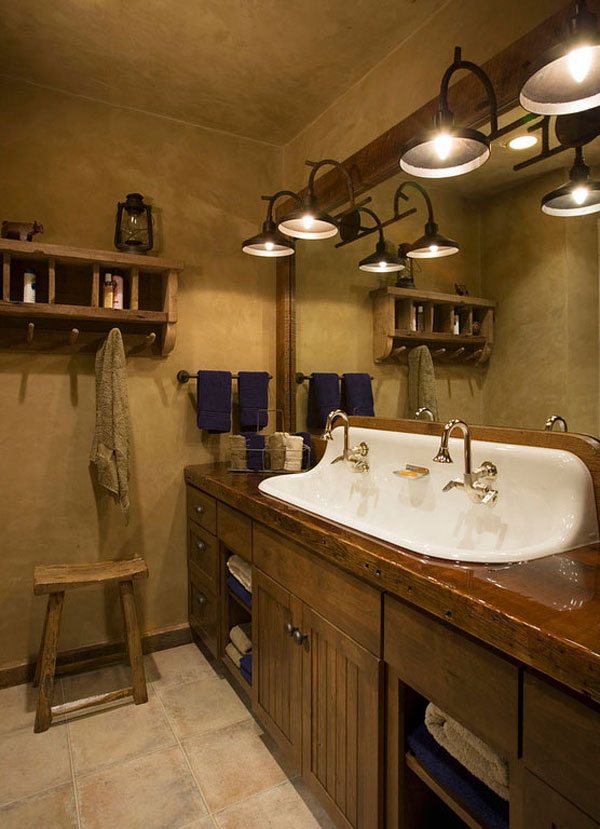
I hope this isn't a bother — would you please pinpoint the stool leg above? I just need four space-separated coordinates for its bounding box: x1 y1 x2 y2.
119 580 148 705
33 598 52 687
34 592 65 733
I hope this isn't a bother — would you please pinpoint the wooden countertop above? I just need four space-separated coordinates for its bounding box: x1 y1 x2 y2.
185 464 600 705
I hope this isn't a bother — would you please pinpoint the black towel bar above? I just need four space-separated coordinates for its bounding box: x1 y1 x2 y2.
177 370 273 384
295 371 374 384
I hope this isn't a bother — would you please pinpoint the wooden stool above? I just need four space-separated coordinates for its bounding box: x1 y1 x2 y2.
32 558 149 733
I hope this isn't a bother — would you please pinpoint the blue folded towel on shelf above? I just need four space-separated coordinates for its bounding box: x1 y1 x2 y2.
227 574 252 609
341 373 375 417
406 723 508 829
238 371 270 432
197 371 232 433
240 664 252 685
240 652 252 683
307 373 340 430
294 431 312 469
241 432 265 472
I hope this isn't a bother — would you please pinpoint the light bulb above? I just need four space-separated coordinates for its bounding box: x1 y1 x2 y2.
378 261 386 269
429 244 439 253
302 214 314 230
572 185 589 205
567 46 593 83
508 135 538 151
433 133 453 161
265 241 274 251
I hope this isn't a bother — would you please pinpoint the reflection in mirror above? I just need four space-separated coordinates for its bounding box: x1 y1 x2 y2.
295 106 599 436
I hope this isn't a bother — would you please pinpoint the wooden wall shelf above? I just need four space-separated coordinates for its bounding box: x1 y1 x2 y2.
370 286 495 365
0 239 184 355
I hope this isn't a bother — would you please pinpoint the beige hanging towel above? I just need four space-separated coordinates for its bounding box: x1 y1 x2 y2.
407 345 439 420
90 328 131 522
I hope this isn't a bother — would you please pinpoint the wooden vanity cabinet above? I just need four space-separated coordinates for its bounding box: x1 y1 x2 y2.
187 489 219 656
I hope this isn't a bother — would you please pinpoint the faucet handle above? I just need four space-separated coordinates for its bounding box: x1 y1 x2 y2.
351 442 369 457
442 478 464 493
481 488 499 505
474 461 497 480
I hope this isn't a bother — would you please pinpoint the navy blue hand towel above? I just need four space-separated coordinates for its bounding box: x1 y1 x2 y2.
238 371 270 431
407 724 508 829
242 432 265 471
307 373 341 430
227 574 252 608
294 431 312 469
197 371 232 433
341 373 375 417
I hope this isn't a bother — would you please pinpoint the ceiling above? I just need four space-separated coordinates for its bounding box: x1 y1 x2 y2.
0 0 448 145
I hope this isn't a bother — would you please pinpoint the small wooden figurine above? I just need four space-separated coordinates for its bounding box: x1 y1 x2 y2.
1 220 44 242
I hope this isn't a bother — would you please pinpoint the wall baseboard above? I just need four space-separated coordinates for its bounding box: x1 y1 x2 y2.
0 622 192 690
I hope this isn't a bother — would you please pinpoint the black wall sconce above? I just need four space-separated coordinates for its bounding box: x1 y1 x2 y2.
115 193 153 254
338 207 405 273
541 145 600 216
393 182 459 258
242 190 299 257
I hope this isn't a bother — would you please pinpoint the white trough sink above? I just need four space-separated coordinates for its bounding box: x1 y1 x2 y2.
258 426 599 564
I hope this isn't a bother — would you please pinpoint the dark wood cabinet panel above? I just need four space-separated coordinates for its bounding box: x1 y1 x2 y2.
189 567 219 657
217 502 252 561
188 521 219 591
252 569 302 774
186 486 217 534
523 770 598 829
301 605 382 829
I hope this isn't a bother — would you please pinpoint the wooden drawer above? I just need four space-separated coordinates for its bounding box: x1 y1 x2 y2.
523 672 600 823
523 770 599 829
384 595 518 758
189 572 219 657
217 502 252 561
253 523 381 656
186 486 217 534
188 522 219 590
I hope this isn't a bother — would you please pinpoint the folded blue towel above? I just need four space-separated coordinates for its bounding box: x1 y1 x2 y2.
227 574 252 608
197 371 232 433
307 373 340 430
407 723 508 829
240 652 252 680
240 664 252 685
342 373 375 417
294 431 312 469
241 432 265 472
238 371 270 432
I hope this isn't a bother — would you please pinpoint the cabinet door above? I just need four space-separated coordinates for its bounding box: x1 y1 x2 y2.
523 770 598 829
252 569 302 773
301 605 382 829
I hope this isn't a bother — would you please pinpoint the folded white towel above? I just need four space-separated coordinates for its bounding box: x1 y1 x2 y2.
230 623 252 655
424 703 509 800
284 434 304 472
225 641 243 668
226 554 252 593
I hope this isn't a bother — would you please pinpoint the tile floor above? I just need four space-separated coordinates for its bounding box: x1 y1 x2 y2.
0 643 336 828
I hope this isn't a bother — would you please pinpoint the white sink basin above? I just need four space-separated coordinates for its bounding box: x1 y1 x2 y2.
258 426 599 564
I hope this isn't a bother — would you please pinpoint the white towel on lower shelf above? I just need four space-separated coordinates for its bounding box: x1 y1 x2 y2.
225 641 243 668
226 554 252 593
424 703 509 800
230 623 252 655
284 434 304 472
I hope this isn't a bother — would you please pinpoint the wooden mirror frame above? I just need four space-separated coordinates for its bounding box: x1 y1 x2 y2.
275 1 594 431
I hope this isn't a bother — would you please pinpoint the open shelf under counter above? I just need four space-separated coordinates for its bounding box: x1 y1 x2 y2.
371 286 495 365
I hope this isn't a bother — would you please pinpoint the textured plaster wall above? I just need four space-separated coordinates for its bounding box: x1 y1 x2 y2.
0 81 281 668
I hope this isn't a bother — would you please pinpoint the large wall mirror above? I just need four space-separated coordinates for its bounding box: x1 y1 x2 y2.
279 8 600 437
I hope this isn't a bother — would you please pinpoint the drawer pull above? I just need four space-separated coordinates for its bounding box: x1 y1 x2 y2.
196 540 207 552
195 592 207 608
292 629 308 646
195 505 205 515
284 622 297 638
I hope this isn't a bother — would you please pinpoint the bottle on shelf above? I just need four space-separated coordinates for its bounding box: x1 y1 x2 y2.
112 269 124 309
416 305 424 332
453 308 460 335
103 272 115 309
23 269 36 303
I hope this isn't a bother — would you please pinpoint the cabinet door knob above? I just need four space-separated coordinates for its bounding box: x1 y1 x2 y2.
196 592 207 608
195 505 205 515
196 540 206 552
292 629 308 646
284 622 296 638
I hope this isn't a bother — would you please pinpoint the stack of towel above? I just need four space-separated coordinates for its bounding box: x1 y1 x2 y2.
196 370 270 434
229 432 312 472
225 622 252 685
226 554 252 608
407 703 509 829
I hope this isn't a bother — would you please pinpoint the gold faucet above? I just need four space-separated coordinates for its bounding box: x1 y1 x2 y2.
415 406 435 421
545 414 567 432
433 419 498 504
322 410 369 473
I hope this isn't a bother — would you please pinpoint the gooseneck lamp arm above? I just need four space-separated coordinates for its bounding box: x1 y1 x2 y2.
305 159 357 206
394 181 435 225
438 47 499 137
263 190 303 222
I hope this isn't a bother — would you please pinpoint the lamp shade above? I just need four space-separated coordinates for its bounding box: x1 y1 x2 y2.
407 222 460 258
400 127 490 178
520 3 600 115
278 203 338 240
541 146 600 216
242 220 295 257
359 239 405 273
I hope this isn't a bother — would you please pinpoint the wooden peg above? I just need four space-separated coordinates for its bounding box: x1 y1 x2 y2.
69 328 79 346
433 348 446 357
391 346 407 360
26 322 35 343
144 332 156 348
466 348 484 361
451 347 466 359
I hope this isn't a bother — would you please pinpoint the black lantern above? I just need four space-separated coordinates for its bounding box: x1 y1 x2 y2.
114 193 154 254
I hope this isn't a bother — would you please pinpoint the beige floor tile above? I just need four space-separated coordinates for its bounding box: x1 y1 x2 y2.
0 682 41 736
69 693 175 775
0 726 71 806
146 643 215 692
214 781 337 829
184 719 289 812
78 744 207 829
62 662 141 704
0 783 78 828
161 675 250 740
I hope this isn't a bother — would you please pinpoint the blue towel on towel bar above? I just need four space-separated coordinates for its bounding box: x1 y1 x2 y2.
197 371 232 433
407 724 508 829
307 373 340 430
241 433 265 472
227 574 252 609
238 371 270 431
341 373 375 417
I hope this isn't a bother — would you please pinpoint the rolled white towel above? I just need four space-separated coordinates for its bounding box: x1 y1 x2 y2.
226 554 252 593
284 434 304 472
225 641 243 668
230 622 252 655
424 703 509 800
